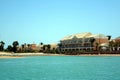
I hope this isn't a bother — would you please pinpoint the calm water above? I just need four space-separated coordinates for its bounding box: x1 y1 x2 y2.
0 56 120 80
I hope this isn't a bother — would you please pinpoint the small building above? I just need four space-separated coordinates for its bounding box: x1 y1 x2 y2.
30 44 37 50
114 36 120 51
115 36 120 42
50 43 58 50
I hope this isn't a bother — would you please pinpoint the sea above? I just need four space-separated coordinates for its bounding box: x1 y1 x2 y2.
0 56 120 80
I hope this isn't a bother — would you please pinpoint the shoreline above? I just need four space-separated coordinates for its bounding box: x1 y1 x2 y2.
0 56 24 58
1 52 120 58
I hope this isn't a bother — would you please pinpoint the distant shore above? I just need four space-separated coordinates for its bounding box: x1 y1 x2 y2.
1 52 120 58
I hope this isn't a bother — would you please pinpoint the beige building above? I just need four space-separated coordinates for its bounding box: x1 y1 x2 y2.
60 32 109 52
50 43 58 50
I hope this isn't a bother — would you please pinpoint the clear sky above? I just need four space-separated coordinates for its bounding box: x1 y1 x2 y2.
0 0 120 47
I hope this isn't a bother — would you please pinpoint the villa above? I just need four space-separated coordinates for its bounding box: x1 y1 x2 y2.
59 32 109 53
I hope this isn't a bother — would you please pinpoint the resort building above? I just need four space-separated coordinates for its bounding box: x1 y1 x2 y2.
59 32 109 52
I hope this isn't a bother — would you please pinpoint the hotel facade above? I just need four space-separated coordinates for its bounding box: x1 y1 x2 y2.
59 32 109 52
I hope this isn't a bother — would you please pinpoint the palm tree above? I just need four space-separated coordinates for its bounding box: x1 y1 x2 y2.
21 44 26 52
95 42 99 51
107 35 111 41
117 42 120 51
109 40 114 51
7 45 13 52
40 42 43 45
58 43 62 52
0 41 5 51
43 45 46 52
47 44 51 52
13 41 19 47
43 44 51 53
40 42 43 52
27 44 31 52
107 35 112 51
114 42 118 51
27 44 31 48
89 38 95 50
12 41 19 53
21 44 25 49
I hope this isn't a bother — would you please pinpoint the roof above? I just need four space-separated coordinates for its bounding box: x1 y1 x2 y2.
115 36 120 39
61 32 92 41
89 34 108 39
61 32 108 41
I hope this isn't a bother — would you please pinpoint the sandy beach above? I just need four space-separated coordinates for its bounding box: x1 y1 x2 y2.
0 52 120 58
0 52 63 58
0 56 24 58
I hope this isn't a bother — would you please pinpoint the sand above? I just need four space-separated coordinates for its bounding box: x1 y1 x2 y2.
0 56 23 58
0 52 120 58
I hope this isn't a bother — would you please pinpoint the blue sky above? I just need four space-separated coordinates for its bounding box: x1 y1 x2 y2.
0 0 120 47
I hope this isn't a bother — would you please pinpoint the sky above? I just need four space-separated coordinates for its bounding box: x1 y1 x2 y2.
0 0 120 47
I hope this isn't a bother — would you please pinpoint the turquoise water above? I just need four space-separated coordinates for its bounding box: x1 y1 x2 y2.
0 56 120 80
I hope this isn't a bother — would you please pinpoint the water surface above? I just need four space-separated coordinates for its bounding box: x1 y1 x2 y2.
0 56 120 80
